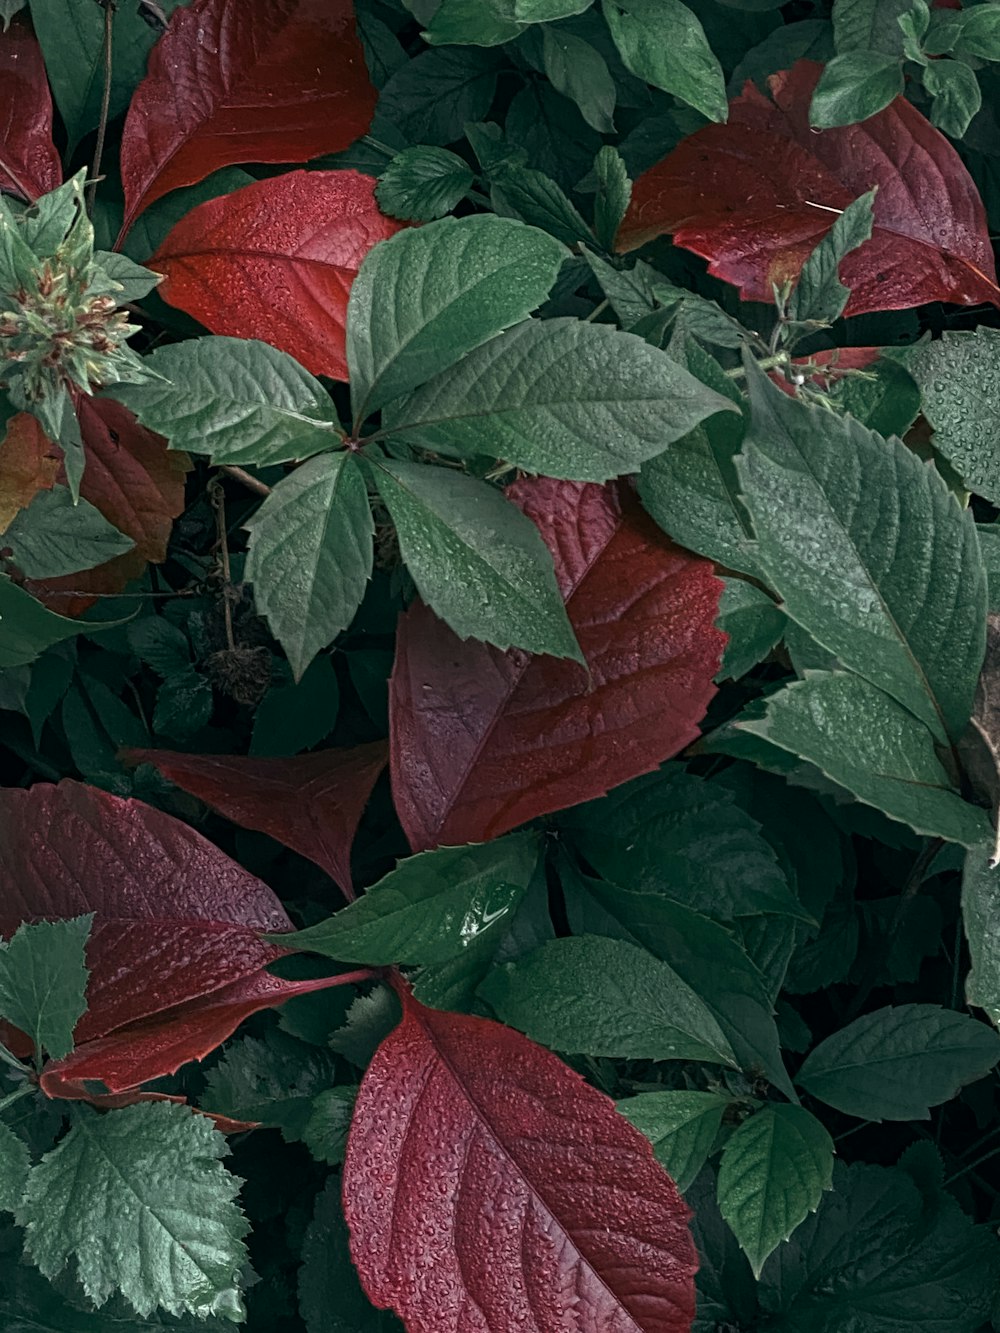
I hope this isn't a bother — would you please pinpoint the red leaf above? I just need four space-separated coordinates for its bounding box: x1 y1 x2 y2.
390 479 725 851
121 741 388 895
0 18 61 201
118 0 377 239
0 412 60 531
617 60 1000 317
149 171 405 381
28 397 190 616
345 990 698 1333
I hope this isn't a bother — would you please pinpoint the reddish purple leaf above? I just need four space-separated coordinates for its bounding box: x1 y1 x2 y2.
122 742 388 895
345 990 698 1332
617 61 1000 317
0 18 61 201
149 170 406 381
118 0 377 239
390 479 725 851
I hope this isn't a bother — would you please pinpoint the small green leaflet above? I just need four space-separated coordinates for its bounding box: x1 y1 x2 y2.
109 337 339 466
371 459 581 660
787 189 876 326
962 845 1000 1026
346 215 567 424
487 164 594 248
300 1087 356 1166
244 451 373 680
602 0 728 123
925 58 981 138
376 146 475 221
3 486 134 579
276 832 539 967
592 147 631 252
737 671 990 848
0 1121 29 1214
422 0 522 45
832 0 915 56
953 4 1000 59
716 1103 834 1277
617 1091 734 1191
17 1101 250 1321
383 317 738 482
89 250 162 303
796 1003 1000 1120
479 934 738 1066
716 578 786 681
0 915 91 1061
201 1030 339 1145
541 29 616 134
809 50 904 127
739 356 986 745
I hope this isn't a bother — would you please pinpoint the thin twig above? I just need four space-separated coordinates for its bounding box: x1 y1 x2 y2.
221 464 271 497
586 298 610 323
210 479 236 652
86 1 116 214
0 150 37 205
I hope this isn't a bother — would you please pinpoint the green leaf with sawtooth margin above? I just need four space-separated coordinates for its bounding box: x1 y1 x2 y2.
3 486 134 578
796 1003 1000 1120
275 832 539 967
809 50 904 127
602 0 728 122
108 337 339 466
371 459 581 660
962 845 1000 1027
617 1091 734 1192
738 356 986 744
376 146 474 222
17 1101 250 1321
717 1103 834 1277
244 451 373 681
347 216 567 424
788 189 876 326
562 767 811 922
383 316 738 481
592 147 631 252
0 1121 29 1214
0 916 91 1060
478 934 738 1066
300 1087 356 1166
562 864 795 1097
488 164 595 247
201 1030 338 1143
738 671 990 847
717 578 786 681
541 29 616 133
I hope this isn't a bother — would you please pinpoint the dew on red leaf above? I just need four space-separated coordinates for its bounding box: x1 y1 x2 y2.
0 17 61 201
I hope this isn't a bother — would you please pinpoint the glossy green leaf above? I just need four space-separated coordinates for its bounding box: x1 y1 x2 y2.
787 189 876 325
3 486 134 578
809 50 904 128
375 146 474 221
244 452 373 680
617 1091 733 1192
0 916 91 1061
541 28 616 134
602 0 728 122
372 459 580 659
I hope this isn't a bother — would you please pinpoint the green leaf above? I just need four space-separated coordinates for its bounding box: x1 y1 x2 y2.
300 1086 356 1166
375 47 502 147
602 0 728 122
90 251 162 303
809 50 904 127
422 0 523 44
617 1091 733 1192
907 327 1000 505
787 189 876 326
109 338 339 466
592 146 631 252
925 58 981 139
716 578 786 681
962 845 1000 1027
488 164 595 247
832 355 921 438
832 0 917 55
299 1177 402 1332
375 146 475 221
738 672 990 847
371 459 580 659
384 317 738 482
797 1003 1000 1120
502 0 595 16
0 1121 29 1214
152 670 213 742
276 832 539 966
251 655 340 756
0 916 91 1060
327 985 401 1069
738 356 986 745
954 4 1000 59
17 1101 250 1321
244 451 373 680
347 215 567 423
541 28 616 134
3 485 134 578
479 934 738 1066
716 1103 834 1277
201 1031 338 1144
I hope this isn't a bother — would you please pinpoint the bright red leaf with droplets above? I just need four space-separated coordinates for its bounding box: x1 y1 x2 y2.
345 988 698 1333
149 171 405 381
0 18 61 201
617 60 1000 317
390 478 725 852
0 781 360 1096
122 741 388 896
118 0 377 240
27 397 190 617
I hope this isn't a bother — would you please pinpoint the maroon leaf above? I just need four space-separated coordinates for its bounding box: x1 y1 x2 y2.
390 479 725 851
344 989 698 1332
118 0 377 239
0 18 61 201
617 60 1000 317
122 741 388 895
149 171 405 381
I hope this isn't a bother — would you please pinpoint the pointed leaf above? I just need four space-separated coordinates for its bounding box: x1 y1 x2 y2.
618 60 1000 316
390 478 725 850
245 451 373 678
787 188 876 324
0 1121 29 1214
119 0 377 236
344 992 698 1331
0 18 61 200
346 215 568 423
618 1091 733 1194
0 916 92 1060
0 576 124 668
150 171 405 382
602 0 727 123
4 486 134 579
121 742 388 895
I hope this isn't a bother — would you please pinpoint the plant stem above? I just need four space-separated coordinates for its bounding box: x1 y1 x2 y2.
0 1084 33 1115
586 299 610 323
724 352 788 378
210 478 236 652
221 464 271 497
87 1 116 214
945 1142 1000 1186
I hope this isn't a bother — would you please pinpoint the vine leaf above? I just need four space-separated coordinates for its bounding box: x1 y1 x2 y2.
0 17 61 200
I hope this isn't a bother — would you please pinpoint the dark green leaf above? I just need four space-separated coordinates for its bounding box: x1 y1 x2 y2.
489 164 595 246
809 50 904 127
250 655 340 757
832 0 915 56
602 0 728 122
422 0 522 44
201 1031 338 1143
0 1122 29 1214
954 4 1000 59
299 1177 402 1332
592 146 631 252
617 1091 733 1192
4 485 134 578
962 845 1000 1027
716 578 786 681
541 28 616 133
375 47 502 146
376 146 475 221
